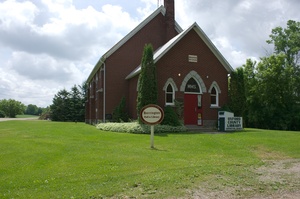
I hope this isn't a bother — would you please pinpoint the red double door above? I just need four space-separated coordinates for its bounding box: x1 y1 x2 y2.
184 94 203 126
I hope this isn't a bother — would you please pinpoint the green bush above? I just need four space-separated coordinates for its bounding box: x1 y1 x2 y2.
161 106 181 126
0 110 5 118
96 122 187 134
112 97 129 122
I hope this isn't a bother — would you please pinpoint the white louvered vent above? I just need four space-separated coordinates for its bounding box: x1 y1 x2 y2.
188 55 198 63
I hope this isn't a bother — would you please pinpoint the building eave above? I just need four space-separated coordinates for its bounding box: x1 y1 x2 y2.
192 23 234 73
125 22 233 80
87 5 182 84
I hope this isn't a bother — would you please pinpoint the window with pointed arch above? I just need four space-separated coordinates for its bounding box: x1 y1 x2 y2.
166 83 175 105
210 87 218 107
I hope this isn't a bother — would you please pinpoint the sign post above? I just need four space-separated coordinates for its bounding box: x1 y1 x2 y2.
140 104 164 149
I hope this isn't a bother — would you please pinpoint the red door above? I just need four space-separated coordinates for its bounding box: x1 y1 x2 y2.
184 94 203 125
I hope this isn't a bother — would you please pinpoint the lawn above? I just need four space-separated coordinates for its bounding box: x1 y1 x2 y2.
0 121 299 198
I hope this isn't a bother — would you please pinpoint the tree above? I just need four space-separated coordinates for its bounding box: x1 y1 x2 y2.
161 106 181 126
50 84 85 122
50 89 70 121
236 20 300 130
267 20 300 66
229 67 246 117
25 104 38 115
112 96 129 122
137 44 158 122
267 20 300 105
0 99 25 118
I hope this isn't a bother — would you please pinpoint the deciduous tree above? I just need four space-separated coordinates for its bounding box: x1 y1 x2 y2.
0 99 25 118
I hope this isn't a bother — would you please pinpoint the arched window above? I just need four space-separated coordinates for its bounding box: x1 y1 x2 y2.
210 87 218 106
166 84 174 105
209 81 221 107
163 78 178 106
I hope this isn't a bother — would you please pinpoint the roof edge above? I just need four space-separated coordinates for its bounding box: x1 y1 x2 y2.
192 23 234 73
87 5 183 83
125 22 234 80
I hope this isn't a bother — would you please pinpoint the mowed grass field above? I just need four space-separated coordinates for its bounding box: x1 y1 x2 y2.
0 120 299 198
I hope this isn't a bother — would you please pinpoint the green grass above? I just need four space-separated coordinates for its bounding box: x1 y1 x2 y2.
0 121 299 198
16 114 39 118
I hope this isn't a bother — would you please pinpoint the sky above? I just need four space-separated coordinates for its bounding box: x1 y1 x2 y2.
0 0 299 107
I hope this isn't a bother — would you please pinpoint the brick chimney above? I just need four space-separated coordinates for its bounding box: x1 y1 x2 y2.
164 0 176 41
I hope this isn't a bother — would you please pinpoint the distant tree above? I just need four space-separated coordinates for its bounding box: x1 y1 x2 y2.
50 84 85 122
0 110 5 118
70 85 85 122
25 104 38 115
137 44 158 123
50 89 70 121
0 99 25 118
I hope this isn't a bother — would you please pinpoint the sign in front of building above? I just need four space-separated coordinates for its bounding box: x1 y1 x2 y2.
140 104 164 125
225 117 243 131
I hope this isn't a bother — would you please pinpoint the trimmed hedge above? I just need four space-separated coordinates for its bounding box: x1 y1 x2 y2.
96 122 187 134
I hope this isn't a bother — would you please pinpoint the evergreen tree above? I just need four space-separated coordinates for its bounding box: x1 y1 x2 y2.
229 67 246 117
137 44 158 122
50 84 85 122
112 96 129 122
50 89 70 121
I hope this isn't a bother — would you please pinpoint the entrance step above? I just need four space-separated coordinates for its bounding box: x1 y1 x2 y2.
185 125 217 132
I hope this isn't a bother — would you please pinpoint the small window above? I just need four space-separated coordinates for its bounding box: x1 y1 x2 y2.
210 87 218 106
166 84 174 105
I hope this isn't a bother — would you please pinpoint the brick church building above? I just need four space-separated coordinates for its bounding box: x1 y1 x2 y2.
85 0 233 127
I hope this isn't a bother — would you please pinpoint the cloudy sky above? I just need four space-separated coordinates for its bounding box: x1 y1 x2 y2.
0 0 299 107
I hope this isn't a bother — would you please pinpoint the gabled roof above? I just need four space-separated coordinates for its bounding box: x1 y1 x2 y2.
125 22 233 80
87 5 183 83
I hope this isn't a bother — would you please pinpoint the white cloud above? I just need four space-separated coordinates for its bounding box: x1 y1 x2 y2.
0 0 299 107
0 0 141 107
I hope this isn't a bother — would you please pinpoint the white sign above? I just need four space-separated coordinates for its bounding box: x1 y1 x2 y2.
140 104 164 125
140 104 164 149
225 117 243 131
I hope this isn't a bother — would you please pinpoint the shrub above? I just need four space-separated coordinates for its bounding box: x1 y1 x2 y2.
112 97 129 122
161 106 181 126
96 122 187 134
0 110 5 118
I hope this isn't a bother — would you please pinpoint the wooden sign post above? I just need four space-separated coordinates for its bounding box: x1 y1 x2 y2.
140 104 164 148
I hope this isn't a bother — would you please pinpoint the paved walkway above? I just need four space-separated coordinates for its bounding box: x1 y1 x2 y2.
0 117 39 122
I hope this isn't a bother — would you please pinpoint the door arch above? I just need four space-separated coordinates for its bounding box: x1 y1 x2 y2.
180 70 207 93
180 71 206 125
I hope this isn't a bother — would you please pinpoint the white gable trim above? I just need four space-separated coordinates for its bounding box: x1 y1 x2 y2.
126 22 233 80
88 5 182 83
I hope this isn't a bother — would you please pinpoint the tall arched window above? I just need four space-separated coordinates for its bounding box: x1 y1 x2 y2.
210 87 218 106
163 78 178 106
166 84 174 105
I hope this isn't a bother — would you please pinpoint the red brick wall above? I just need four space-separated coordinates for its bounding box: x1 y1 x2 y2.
127 28 229 121
157 29 228 119
98 12 178 120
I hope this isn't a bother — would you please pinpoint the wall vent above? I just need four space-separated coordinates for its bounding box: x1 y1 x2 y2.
188 55 198 63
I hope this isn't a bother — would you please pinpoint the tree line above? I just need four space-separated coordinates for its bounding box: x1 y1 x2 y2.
0 99 47 118
0 84 86 121
229 20 300 130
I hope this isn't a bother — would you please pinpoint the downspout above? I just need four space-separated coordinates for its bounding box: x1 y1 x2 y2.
103 60 106 123
98 57 106 123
